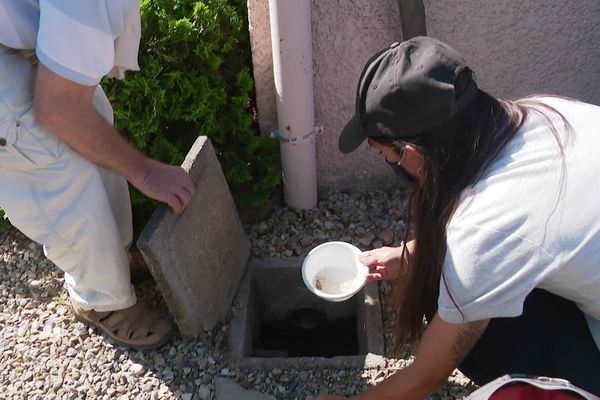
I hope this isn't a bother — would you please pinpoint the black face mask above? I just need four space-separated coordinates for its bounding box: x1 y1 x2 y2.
387 160 417 185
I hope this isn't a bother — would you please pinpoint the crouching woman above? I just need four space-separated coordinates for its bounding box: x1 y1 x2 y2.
319 36 600 399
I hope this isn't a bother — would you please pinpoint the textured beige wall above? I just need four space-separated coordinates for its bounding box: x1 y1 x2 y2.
424 0 600 104
312 1 402 189
247 0 277 134
248 0 600 192
247 0 402 191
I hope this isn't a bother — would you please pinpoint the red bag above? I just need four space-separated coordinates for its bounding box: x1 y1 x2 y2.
467 375 600 400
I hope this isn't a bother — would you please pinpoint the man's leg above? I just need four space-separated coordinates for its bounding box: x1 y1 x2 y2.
0 116 137 312
0 49 170 348
92 84 135 255
459 289 600 395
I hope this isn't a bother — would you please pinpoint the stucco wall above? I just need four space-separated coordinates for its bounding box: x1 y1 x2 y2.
248 0 600 193
424 0 600 104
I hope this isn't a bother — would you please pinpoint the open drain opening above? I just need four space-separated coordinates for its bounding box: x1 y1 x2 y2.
253 307 359 357
230 258 385 369
247 265 363 359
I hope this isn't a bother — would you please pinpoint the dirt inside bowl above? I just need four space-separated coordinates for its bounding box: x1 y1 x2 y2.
313 265 357 295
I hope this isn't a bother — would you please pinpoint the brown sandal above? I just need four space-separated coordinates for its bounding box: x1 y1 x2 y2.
71 301 173 350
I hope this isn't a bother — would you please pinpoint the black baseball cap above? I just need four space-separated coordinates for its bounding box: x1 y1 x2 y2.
339 36 478 153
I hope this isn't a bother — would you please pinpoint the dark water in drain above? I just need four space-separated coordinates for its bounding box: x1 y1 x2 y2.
253 314 359 357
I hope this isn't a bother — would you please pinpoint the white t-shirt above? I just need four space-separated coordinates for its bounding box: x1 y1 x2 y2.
0 0 140 85
438 97 600 350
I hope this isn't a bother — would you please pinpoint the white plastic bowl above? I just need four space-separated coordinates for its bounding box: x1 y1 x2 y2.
301 241 368 302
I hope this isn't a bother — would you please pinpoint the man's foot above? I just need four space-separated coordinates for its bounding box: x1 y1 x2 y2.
71 301 173 350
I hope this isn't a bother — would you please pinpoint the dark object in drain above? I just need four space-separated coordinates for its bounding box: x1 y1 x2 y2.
287 307 326 330
253 307 359 357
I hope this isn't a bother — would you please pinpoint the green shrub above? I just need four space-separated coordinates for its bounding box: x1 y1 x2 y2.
102 0 281 229
0 210 10 232
0 0 276 232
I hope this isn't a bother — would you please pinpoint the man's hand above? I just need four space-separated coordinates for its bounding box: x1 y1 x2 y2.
358 240 414 281
133 160 194 214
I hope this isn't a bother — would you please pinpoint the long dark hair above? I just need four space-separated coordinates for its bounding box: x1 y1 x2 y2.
393 90 571 345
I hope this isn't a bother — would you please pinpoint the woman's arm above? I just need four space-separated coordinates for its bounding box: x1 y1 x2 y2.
317 314 489 400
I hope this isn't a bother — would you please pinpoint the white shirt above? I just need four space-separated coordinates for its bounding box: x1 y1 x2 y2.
0 0 140 85
438 97 600 350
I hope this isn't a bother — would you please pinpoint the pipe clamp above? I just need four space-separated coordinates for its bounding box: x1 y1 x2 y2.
269 125 324 143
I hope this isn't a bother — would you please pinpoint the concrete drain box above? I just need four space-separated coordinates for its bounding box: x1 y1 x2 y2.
230 257 385 369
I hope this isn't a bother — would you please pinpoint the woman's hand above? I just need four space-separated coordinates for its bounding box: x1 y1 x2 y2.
359 240 413 282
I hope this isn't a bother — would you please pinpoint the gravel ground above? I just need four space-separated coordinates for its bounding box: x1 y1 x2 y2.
0 188 477 399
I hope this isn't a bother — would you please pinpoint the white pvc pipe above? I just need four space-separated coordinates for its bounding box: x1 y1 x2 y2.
268 0 318 209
